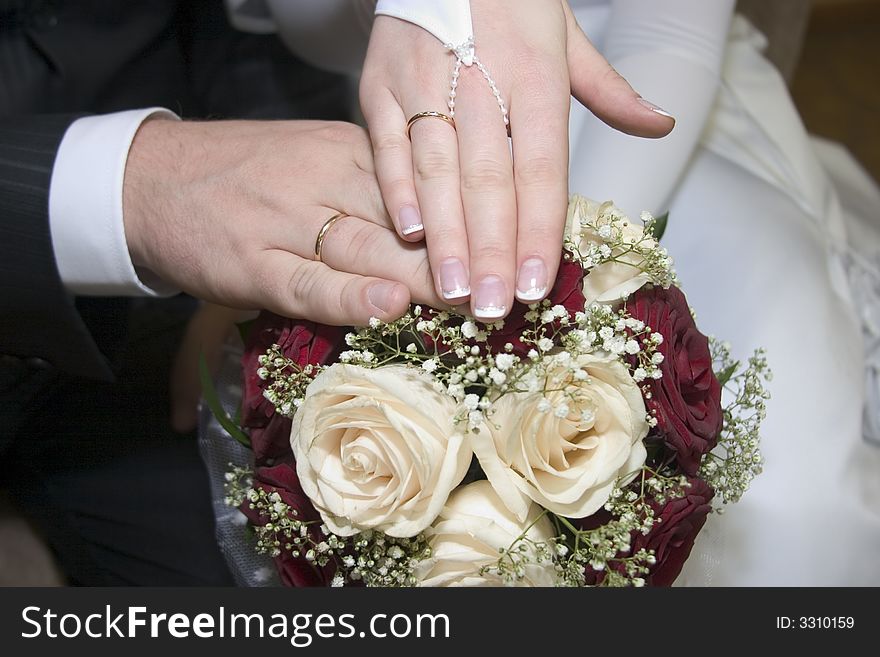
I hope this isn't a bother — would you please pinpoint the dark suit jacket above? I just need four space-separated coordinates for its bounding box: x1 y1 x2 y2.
0 0 351 447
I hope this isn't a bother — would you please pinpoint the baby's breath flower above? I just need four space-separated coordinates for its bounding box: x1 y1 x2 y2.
461 321 478 339
488 369 506 386
700 341 770 506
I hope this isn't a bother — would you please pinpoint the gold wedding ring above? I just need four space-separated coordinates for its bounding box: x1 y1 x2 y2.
314 212 349 262
405 111 456 140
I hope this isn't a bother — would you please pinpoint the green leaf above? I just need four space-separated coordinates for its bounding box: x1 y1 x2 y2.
199 352 251 449
715 361 740 387
649 212 669 241
236 319 255 344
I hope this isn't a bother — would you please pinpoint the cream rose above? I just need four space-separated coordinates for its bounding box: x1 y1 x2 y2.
415 481 557 587
291 363 472 538
566 195 654 306
472 352 648 520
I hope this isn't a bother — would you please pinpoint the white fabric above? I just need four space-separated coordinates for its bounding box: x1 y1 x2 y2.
570 0 735 215
375 0 473 59
49 109 179 297
811 137 880 447
568 0 880 585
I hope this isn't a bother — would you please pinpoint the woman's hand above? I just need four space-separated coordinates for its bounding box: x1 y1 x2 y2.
360 0 674 320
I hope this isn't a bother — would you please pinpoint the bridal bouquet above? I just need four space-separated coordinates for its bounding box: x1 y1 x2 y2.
214 196 770 587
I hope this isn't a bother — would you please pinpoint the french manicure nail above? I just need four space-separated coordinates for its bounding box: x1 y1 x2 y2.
516 257 549 302
474 275 508 319
637 97 675 120
367 282 398 314
399 205 424 236
439 257 470 299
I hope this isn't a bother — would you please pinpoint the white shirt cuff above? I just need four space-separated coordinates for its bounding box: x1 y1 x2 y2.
375 0 472 51
49 108 180 297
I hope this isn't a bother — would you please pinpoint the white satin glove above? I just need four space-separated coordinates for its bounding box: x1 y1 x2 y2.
569 0 735 216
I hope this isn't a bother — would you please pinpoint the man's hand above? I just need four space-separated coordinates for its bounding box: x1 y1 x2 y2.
123 119 442 326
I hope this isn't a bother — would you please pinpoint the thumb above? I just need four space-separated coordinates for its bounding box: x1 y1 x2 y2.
258 252 412 326
563 3 674 138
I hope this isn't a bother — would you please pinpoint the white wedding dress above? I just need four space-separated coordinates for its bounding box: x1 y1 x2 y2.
215 0 880 585
567 0 880 586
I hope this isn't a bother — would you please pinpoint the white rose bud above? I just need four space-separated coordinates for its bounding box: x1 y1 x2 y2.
291 364 472 537
566 196 653 306
415 481 557 587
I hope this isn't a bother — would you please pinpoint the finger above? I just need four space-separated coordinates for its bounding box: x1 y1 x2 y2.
510 64 570 304
254 250 411 326
259 193 394 261
317 215 444 309
562 3 674 138
169 303 242 433
408 103 471 304
266 207 414 270
456 69 517 320
307 121 397 230
169 324 206 433
362 88 425 241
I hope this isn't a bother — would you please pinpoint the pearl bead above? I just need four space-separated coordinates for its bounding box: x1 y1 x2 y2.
445 39 509 131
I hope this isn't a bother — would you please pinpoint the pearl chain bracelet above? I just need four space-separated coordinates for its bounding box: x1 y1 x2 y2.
444 37 510 132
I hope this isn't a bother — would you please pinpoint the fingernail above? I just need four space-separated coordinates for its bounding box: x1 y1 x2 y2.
399 205 424 236
474 275 508 319
367 282 398 313
637 97 674 119
439 257 470 299
516 257 548 302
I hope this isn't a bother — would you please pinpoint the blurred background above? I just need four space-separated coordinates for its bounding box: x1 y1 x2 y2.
790 0 880 184
1 0 878 586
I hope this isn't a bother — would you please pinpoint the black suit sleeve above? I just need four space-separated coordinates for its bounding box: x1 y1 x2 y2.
0 114 113 380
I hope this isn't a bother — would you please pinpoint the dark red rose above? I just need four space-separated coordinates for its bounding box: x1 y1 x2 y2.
581 477 713 586
241 311 345 431
635 477 714 585
626 286 722 475
487 258 586 356
248 413 293 464
240 462 336 587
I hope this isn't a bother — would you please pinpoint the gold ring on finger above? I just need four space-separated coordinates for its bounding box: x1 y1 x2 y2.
405 111 456 140
314 212 349 263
